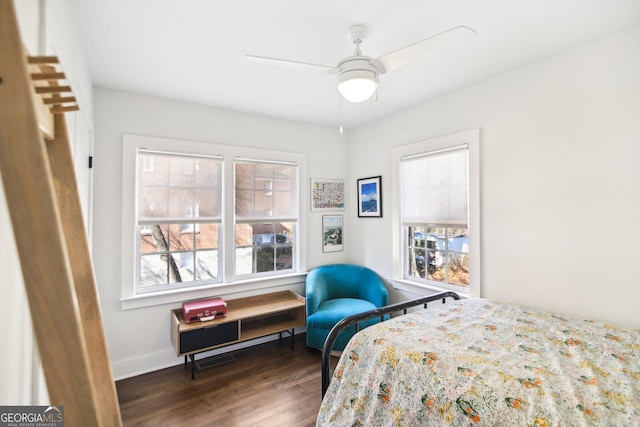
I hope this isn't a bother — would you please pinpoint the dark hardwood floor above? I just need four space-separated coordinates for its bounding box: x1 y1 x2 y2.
116 334 334 427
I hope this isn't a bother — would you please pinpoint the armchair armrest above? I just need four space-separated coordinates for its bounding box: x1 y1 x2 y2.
357 268 389 307
306 269 329 315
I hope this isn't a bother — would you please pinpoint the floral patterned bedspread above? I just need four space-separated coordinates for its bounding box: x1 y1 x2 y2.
317 298 640 426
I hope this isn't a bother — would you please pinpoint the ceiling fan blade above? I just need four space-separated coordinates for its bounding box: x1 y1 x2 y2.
375 26 476 74
246 55 338 74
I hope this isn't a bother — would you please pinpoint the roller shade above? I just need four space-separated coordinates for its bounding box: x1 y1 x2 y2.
401 145 468 227
137 150 223 223
235 159 298 220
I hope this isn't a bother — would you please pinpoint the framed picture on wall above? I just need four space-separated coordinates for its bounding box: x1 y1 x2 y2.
357 176 382 217
311 178 345 211
322 215 343 252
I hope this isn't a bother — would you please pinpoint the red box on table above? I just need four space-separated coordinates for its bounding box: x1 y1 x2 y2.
182 297 227 323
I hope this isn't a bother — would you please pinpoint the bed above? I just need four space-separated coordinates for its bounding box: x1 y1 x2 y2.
317 293 640 426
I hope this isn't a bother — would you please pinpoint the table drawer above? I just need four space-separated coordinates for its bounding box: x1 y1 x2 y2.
180 321 239 354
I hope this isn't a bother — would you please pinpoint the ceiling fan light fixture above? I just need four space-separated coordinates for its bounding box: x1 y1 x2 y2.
337 69 378 103
337 57 379 103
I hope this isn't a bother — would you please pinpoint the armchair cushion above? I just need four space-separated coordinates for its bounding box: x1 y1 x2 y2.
307 298 377 330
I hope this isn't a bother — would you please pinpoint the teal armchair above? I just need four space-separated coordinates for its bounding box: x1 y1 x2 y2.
306 264 389 351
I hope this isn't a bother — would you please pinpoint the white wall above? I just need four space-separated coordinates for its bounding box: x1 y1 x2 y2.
92 88 349 379
347 25 640 328
0 0 94 405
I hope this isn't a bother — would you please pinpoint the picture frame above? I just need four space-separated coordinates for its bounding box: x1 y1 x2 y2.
357 176 382 218
322 215 343 252
310 178 345 211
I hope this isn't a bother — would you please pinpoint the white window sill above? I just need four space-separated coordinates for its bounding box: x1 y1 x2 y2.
388 278 470 300
120 272 308 310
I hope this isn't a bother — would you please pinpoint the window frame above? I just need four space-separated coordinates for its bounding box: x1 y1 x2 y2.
391 128 480 298
121 135 307 309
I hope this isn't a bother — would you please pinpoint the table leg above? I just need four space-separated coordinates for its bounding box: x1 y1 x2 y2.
190 354 195 380
290 328 295 350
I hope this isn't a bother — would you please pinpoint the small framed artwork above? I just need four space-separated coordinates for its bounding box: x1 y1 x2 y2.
322 215 343 252
357 176 382 218
311 178 345 211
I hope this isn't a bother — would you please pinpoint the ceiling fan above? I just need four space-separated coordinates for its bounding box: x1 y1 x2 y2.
246 24 476 103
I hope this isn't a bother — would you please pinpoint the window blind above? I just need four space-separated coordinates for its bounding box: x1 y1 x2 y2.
400 145 468 227
137 150 222 223
235 159 298 220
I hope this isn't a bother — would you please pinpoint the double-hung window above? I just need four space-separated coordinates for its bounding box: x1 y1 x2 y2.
234 159 297 276
394 129 480 296
137 150 222 293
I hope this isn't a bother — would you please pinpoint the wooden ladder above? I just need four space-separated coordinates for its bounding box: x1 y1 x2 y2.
0 0 122 424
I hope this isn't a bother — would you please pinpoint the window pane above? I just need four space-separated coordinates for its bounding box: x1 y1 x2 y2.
410 227 425 248
235 223 253 246
408 248 426 279
448 228 469 254
139 224 169 254
172 252 195 282
276 245 292 271
140 254 168 287
423 227 444 252
253 223 275 245
448 253 469 287
256 245 275 273
196 250 218 280
196 224 219 250
427 251 446 282
275 223 293 247
235 247 253 275
170 224 194 251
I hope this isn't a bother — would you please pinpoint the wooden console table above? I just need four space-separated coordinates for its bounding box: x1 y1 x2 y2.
171 290 305 379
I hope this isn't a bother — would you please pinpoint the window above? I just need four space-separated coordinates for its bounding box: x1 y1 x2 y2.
121 134 307 307
393 129 480 296
136 150 222 293
234 159 297 277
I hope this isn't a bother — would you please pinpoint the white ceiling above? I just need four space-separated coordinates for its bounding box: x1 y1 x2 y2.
67 0 640 130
